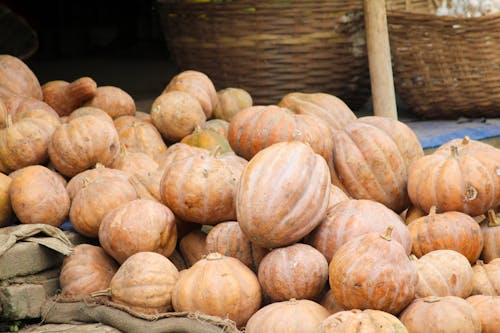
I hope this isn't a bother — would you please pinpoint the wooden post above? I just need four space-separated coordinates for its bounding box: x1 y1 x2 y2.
364 0 398 119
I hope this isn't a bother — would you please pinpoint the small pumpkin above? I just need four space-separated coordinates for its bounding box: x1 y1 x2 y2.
404 205 427 225
204 118 229 138
320 290 345 314
467 295 500 333
1 94 57 124
481 209 500 263
319 309 408 333
83 86 136 119
42 77 97 116
471 259 500 295
327 184 349 211
134 111 152 124
180 126 232 153
179 229 208 267
214 87 252 121
0 172 12 227
0 54 42 99
110 146 159 179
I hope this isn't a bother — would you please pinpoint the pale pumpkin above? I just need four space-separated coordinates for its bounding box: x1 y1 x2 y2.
178 230 208 267
0 172 12 227
42 77 97 116
181 126 232 153
83 86 135 119
214 87 252 121
327 184 349 211
467 295 500 333
237 141 330 248
0 54 42 99
110 146 159 179
481 209 500 263
320 309 408 333
66 164 130 199
204 118 229 138
1 94 57 125
471 259 500 295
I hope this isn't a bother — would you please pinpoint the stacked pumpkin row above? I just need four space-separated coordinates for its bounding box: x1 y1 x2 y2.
0 53 499 332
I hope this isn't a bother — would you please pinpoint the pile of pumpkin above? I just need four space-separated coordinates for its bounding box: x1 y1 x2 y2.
0 53 499 332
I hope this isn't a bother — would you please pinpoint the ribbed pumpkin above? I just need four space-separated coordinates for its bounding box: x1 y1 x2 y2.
412 250 473 298
42 77 97 116
98 199 177 263
0 55 42 99
0 108 60 174
307 199 412 262
245 299 330 333
204 119 230 138
162 70 218 119
408 136 500 216
83 86 136 119
110 146 159 179
327 184 349 210
1 94 57 124
205 221 267 271
258 243 328 302
467 295 500 333
319 309 408 333
408 207 484 264
214 87 252 122
172 252 262 327
60 244 118 297
404 205 427 225
320 290 345 314
158 142 207 168
66 164 130 199
237 141 330 248
99 252 179 314
400 296 481 333
278 92 357 133
481 210 500 263
135 111 152 124
331 116 424 213
329 227 418 314
10 165 70 227
179 230 208 267
181 126 232 153
471 259 500 295
48 108 120 177
0 172 12 227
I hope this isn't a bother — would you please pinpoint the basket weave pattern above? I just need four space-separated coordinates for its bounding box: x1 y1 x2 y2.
158 1 370 109
386 0 500 118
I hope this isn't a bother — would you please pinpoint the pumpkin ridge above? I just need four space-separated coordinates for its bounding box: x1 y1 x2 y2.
261 109 289 151
412 157 439 212
468 155 496 212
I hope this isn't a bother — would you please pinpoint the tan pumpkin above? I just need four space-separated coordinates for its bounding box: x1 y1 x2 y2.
60 244 118 297
0 54 42 99
399 296 481 333
99 252 179 314
69 175 138 238
329 227 418 314
471 259 500 295
67 106 113 123
320 290 345 314
172 252 262 327
110 146 159 179
327 184 349 210
408 136 500 216
237 141 330 248
245 299 330 333
331 116 424 213
204 118 230 138
9 165 70 226
162 70 218 118
157 142 208 169
279 92 357 133
113 115 167 159
467 295 500 333
306 199 412 262
258 243 328 302
83 86 135 119
404 205 427 225
319 309 408 333
66 164 130 199
408 207 484 264
1 94 57 125
481 209 500 263
98 199 177 263
412 250 473 298
179 229 208 267
181 126 232 153
205 221 267 271
48 108 120 177
214 87 252 121
134 111 152 124
42 77 97 116
0 172 12 227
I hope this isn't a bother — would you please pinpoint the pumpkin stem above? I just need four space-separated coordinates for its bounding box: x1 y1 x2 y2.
288 298 298 304
95 163 105 169
82 177 90 188
206 252 223 260
476 259 485 266
409 254 418 261
429 206 437 215
487 209 500 227
423 296 441 303
90 288 111 298
210 145 223 158
6 114 13 128
462 136 470 145
380 226 393 241
449 145 460 158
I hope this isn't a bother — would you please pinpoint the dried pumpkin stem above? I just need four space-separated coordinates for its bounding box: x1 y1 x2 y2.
95 163 105 169
90 288 111 298
423 296 441 303
462 136 470 145
429 206 437 215
450 145 459 158
82 177 90 188
488 209 500 227
206 252 223 260
380 226 394 241
6 114 13 128
210 145 223 158
409 254 418 261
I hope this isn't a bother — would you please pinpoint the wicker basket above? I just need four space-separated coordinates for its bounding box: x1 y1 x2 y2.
386 0 500 118
157 0 370 110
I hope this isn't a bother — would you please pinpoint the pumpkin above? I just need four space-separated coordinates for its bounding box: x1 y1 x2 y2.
1 94 57 125
306 199 412 262
471 259 500 295
320 290 345 314
319 309 408 333
168 249 187 271
151 91 206 142
158 142 207 168
404 204 427 225
0 108 60 174
412 250 473 298
245 299 330 333
67 106 112 122
42 77 97 116
83 86 135 119
205 221 267 271
237 141 330 248
172 252 262 327
467 295 500 333
481 209 500 263
48 108 120 177
111 146 159 179
179 230 208 267
98 252 179 314
113 115 167 159
408 136 500 216
0 54 42 99
134 111 152 124
9 165 70 226
60 244 118 297
98 199 177 263
69 175 138 238
278 92 357 133
204 118 230 138
0 172 12 227
181 126 232 153
331 116 424 213
213 87 252 121
408 206 484 264
327 184 349 210
329 227 418 314
399 296 481 333
258 243 328 302
162 70 217 118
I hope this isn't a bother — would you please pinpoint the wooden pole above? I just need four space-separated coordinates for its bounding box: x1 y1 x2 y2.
364 0 398 119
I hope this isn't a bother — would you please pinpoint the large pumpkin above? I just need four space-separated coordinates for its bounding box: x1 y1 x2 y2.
467 295 500 333
471 259 500 295
237 141 330 248
42 77 97 116
0 172 12 227
319 309 408 333
172 252 262 327
83 86 135 119
331 116 424 213
408 136 500 216
66 164 130 199
481 210 500 263
0 55 42 99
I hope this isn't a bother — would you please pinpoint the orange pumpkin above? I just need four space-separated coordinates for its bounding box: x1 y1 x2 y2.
42 77 97 116
214 87 252 121
481 209 500 263
66 164 130 199
179 229 208 267
0 55 42 99
1 94 57 124
320 309 408 333
471 259 500 295
467 295 500 333
83 86 135 119
110 146 159 179
0 172 12 227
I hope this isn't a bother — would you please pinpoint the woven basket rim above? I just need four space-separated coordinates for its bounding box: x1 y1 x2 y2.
387 9 500 21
